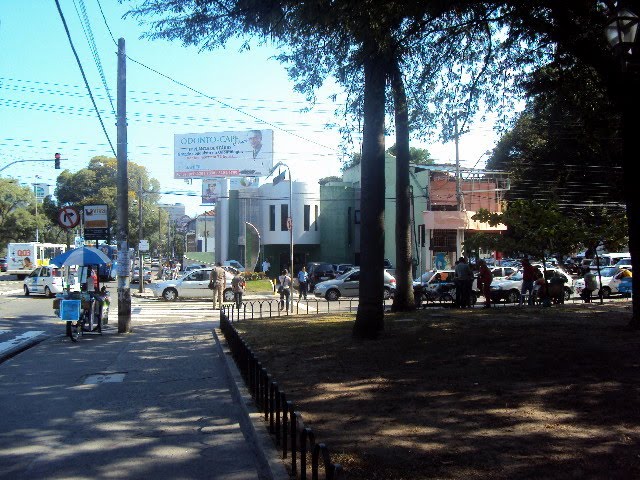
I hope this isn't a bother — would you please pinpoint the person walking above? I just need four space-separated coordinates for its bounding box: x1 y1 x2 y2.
278 269 292 311
231 272 246 309
454 257 474 308
297 266 308 300
209 262 227 310
477 260 493 308
582 270 598 303
520 257 536 305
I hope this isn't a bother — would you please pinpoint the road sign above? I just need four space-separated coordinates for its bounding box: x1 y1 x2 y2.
57 206 80 229
139 240 149 252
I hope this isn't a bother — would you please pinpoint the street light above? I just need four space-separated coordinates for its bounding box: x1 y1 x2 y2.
267 161 294 312
605 5 640 328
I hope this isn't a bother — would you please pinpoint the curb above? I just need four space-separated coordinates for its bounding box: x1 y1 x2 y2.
212 327 290 480
0 332 49 364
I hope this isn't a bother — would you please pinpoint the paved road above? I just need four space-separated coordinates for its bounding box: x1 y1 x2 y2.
0 293 288 479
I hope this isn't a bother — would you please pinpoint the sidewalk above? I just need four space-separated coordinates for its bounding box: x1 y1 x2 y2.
0 318 288 480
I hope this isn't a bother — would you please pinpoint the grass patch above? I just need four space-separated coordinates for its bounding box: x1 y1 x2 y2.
244 279 273 293
233 303 640 479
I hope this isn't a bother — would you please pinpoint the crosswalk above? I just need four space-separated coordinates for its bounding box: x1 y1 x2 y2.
109 299 219 324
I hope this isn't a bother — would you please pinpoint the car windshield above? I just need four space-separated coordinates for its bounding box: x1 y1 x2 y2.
506 271 523 281
415 271 436 283
599 267 619 277
336 270 355 280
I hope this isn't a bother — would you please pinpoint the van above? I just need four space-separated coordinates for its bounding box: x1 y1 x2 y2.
590 253 630 270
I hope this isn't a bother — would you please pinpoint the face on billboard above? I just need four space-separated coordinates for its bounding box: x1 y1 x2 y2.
175 129 273 178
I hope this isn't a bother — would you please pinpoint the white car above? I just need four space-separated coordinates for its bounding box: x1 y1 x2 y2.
490 267 574 303
574 266 631 298
313 267 396 301
223 260 245 271
23 265 80 297
148 267 234 302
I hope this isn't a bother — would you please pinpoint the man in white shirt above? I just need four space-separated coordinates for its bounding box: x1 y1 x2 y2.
262 259 270 274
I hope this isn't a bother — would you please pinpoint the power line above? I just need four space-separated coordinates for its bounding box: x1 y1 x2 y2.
54 0 116 157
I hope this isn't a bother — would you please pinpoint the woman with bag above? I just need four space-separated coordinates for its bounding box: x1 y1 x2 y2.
278 269 292 312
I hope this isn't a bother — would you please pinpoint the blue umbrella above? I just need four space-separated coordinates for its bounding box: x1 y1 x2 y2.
50 246 111 267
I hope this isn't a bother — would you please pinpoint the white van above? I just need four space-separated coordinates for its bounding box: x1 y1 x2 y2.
590 253 630 270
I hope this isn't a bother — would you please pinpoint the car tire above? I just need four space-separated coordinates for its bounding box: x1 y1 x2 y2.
44 286 52 298
23 285 30 296
383 287 391 300
563 288 571 302
507 290 520 304
162 288 178 301
600 286 611 299
325 289 340 301
224 288 234 302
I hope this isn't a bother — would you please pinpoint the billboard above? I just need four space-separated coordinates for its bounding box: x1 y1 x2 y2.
175 129 273 178
84 204 109 240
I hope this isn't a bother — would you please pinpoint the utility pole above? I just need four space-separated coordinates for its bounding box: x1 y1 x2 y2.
138 177 144 294
116 38 131 333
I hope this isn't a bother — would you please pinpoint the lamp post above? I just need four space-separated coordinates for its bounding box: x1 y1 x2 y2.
267 161 294 312
32 176 41 243
605 6 640 328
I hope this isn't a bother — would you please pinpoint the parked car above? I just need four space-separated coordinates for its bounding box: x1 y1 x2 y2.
23 265 80 297
306 262 337 290
490 267 574 303
184 263 208 273
313 267 396 301
574 266 631 298
223 260 245 271
488 266 518 281
332 263 355 275
0 257 7 272
148 267 234 302
413 269 478 305
131 267 153 284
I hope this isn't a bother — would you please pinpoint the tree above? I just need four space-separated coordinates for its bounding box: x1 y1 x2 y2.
0 178 35 250
472 200 581 264
386 144 433 165
318 176 343 185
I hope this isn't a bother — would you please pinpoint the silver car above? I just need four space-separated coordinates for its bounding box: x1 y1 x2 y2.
148 268 234 302
313 267 396 301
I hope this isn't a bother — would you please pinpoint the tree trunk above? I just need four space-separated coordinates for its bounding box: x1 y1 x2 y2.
621 70 640 329
390 59 415 311
353 52 386 340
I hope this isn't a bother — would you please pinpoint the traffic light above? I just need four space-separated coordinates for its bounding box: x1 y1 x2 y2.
54 152 61 169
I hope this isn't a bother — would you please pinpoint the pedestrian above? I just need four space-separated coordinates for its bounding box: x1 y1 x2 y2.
454 257 474 308
231 272 246 309
209 262 227 309
262 258 270 275
297 266 308 300
582 270 598 303
172 263 180 280
278 269 292 311
477 260 493 308
520 257 536 305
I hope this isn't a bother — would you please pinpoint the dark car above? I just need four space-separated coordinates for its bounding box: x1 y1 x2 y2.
306 262 336 291
0 258 7 272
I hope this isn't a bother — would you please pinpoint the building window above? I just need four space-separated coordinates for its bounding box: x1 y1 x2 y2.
430 229 457 251
304 205 310 231
314 205 319 231
280 204 288 231
269 205 275 231
348 207 352 246
354 209 361 224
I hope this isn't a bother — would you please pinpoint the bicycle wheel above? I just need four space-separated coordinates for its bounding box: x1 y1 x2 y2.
67 321 81 342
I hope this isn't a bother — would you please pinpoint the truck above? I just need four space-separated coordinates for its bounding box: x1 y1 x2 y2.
6 242 67 280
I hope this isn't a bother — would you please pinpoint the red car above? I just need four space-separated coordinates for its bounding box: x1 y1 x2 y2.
0 258 7 272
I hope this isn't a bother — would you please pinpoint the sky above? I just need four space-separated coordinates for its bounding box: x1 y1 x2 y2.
0 0 500 217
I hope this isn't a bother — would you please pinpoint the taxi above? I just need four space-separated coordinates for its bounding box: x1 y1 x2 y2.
23 265 80 297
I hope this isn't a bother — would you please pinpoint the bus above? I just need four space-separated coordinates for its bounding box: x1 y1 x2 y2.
7 242 67 279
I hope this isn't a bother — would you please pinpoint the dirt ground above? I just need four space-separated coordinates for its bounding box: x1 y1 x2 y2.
234 302 640 479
